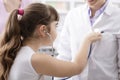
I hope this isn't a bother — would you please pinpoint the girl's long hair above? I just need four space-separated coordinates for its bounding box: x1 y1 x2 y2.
0 3 59 80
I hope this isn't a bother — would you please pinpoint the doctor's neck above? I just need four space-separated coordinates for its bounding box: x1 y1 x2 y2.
89 0 106 18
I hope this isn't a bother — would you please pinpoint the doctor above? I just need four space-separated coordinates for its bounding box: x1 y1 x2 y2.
54 0 120 80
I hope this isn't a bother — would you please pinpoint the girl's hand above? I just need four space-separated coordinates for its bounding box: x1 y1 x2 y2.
85 32 102 43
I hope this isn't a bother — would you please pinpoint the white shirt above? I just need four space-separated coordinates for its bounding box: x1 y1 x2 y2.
54 0 120 80
8 46 44 80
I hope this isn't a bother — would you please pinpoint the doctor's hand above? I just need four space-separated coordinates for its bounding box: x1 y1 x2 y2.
85 32 102 43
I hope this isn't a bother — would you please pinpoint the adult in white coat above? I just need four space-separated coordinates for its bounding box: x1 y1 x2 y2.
54 0 120 80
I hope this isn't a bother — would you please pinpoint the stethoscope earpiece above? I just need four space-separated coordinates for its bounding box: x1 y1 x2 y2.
44 30 52 39
43 30 55 56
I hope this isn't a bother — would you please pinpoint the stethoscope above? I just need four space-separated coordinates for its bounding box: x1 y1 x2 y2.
51 29 104 80
88 29 104 59
52 77 70 80
39 31 56 56
44 32 69 80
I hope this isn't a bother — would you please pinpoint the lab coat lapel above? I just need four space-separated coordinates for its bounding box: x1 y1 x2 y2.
92 1 113 28
92 13 104 28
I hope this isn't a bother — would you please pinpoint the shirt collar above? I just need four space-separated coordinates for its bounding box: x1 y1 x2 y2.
88 0 108 17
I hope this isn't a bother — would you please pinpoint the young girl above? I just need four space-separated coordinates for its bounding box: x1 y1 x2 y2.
0 3 101 80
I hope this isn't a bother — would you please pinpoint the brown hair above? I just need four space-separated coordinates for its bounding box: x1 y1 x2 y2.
0 3 59 80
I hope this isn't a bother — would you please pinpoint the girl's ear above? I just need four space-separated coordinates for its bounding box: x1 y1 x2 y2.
37 25 48 37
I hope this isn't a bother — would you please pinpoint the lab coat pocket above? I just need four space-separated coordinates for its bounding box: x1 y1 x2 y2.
91 33 117 61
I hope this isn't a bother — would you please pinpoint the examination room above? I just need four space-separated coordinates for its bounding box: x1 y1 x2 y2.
0 0 120 80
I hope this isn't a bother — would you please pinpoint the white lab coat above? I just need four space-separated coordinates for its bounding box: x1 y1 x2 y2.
54 1 120 80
